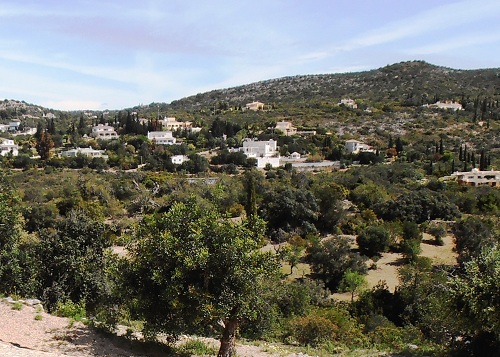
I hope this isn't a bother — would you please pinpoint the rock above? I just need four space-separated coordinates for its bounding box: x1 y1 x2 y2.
25 298 42 306
407 343 419 350
4 296 15 304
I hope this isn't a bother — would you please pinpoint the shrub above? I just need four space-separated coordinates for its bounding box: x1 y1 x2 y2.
427 222 446 246
54 300 86 322
357 226 391 257
176 339 217 355
287 307 365 347
289 315 338 346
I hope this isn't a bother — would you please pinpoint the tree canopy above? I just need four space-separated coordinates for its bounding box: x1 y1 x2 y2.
123 198 280 357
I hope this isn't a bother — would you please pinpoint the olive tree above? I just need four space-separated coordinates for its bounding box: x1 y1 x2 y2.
123 198 280 357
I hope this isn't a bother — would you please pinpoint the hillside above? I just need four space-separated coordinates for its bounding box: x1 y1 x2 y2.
167 61 500 110
3 60 500 116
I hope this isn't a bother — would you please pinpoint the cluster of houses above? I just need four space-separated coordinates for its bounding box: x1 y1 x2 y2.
447 168 500 188
1 109 499 187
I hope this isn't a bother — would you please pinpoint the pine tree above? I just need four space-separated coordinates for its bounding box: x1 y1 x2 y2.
78 113 86 136
479 150 486 171
36 131 54 160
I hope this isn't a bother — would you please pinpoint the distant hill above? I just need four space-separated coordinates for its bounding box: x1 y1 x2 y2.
168 60 500 110
3 61 500 116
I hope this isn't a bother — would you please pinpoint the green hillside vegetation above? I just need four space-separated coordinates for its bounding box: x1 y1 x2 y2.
1 61 500 356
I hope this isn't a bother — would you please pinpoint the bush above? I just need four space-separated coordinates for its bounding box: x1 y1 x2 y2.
357 226 391 257
287 307 365 347
176 339 217 356
289 315 338 346
427 222 446 246
54 300 87 322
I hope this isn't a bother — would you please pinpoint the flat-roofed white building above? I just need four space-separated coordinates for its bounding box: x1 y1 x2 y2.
451 168 500 187
275 121 297 136
147 131 177 145
424 101 463 111
171 155 189 165
245 101 265 111
60 147 107 159
338 98 358 109
0 138 19 156
345 139 373 154
239 138 280 168
241 139 278 158
160 117 192 131
91 124 119 140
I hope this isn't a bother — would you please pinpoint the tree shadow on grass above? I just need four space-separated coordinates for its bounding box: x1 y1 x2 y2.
387 257 407 267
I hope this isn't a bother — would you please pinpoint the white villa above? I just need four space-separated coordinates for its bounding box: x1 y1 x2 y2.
147 131 177 145
160 117 192 131
91 124 119 140
60 147 107 159
345 139 373 154
275 121 297 136
245 101 265 111
171 155 189 165
338 98 358 109
8 120 21 132
450 168 500 188
240 138 280 168
423 101 463 111
0 138 19 156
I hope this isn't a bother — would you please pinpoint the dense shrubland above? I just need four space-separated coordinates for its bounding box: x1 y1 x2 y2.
1 61 500 355
1 159 499 356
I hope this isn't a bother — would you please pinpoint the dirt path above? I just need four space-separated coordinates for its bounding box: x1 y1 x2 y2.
0 299 312 357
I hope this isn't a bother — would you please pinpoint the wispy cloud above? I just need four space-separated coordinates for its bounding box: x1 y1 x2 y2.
406 32 500 56
333 0 500 52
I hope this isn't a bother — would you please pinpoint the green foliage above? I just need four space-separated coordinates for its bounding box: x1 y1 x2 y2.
427 222 446 246
453 216 498 264
0 175 39 297
37 210 110 312
288 315 338 346
261 185 319 238
122 198 280 354
339 269 368 302
451 245 500 342
380 188 460 223
400 222 422 262
356 226 391 257
11 301 23 310
176 339 217 356
306 236 366 291
54 300 87 322
287 306 365 348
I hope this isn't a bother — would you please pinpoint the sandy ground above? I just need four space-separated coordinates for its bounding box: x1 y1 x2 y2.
365 233 457 292
0 299 312 357
333 233 457 301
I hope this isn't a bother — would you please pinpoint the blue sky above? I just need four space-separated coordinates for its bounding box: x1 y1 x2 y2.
1 0 500 110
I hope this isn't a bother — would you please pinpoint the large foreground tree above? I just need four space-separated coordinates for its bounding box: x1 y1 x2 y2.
123 198 280 357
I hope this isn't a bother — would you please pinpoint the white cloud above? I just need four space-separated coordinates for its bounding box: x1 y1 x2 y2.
406 32 500 55
332 0 500 52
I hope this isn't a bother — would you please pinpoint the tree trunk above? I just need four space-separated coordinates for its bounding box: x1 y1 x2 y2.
217 317 239 357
